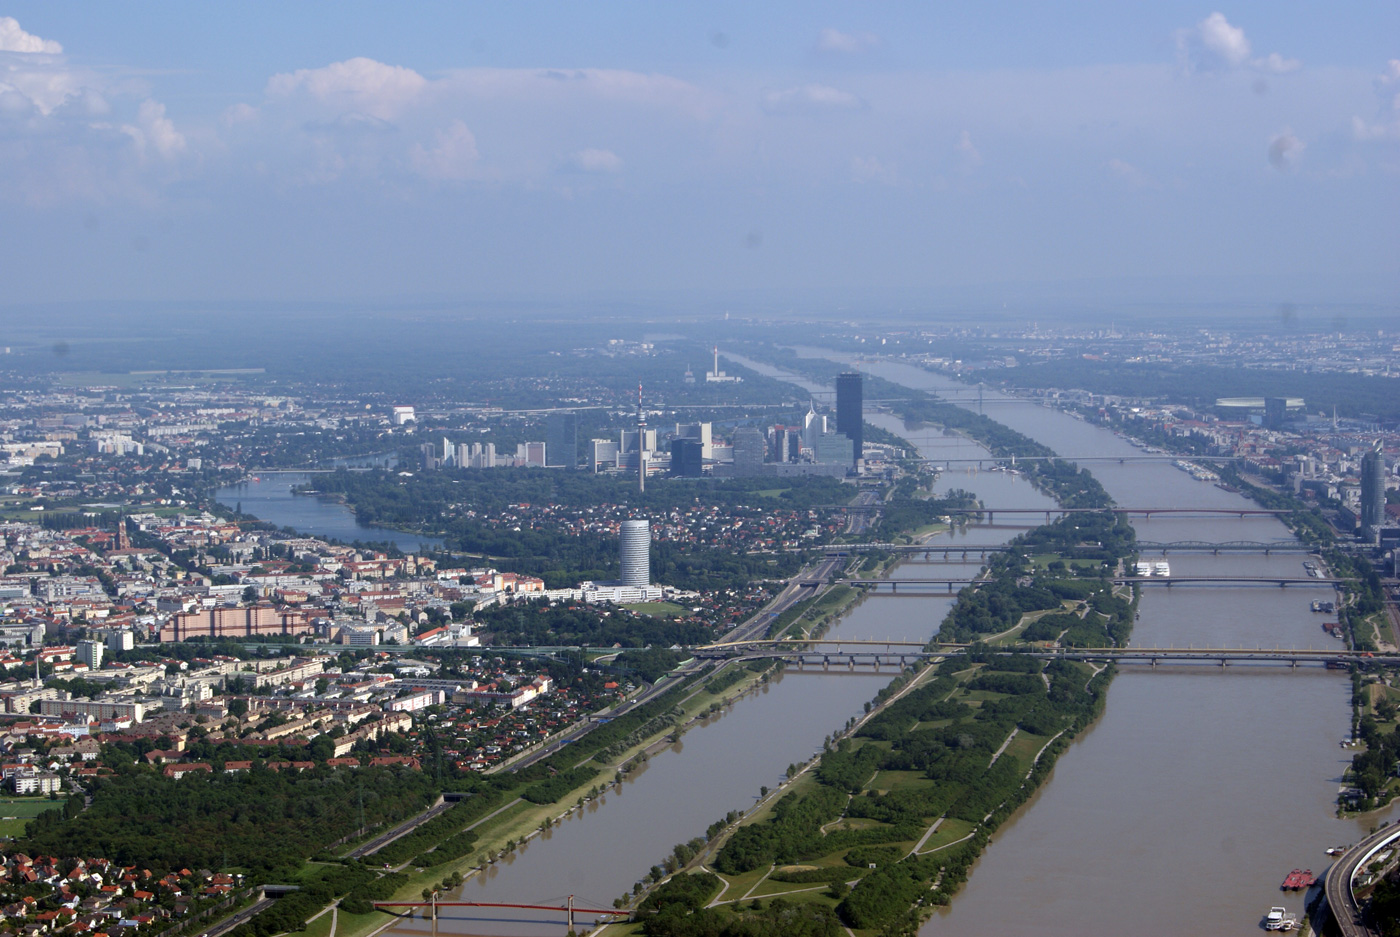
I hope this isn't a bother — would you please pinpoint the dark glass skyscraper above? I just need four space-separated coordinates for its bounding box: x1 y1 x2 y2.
545 412 577 469
670 438 704 477
835 372 863 465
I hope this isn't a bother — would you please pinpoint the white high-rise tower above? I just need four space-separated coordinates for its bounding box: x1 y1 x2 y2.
619 519 651 587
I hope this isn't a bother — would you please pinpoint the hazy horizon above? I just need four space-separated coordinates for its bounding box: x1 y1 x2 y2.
1 2 1397 307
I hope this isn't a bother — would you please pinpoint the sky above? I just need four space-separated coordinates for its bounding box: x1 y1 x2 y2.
0 2 1397 308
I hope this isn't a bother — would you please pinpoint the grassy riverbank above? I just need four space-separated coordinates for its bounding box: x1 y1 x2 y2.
607 511 1137 936
330 657 785 937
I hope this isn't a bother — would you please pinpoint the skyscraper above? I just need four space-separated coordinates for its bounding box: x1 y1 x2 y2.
1361 445 1385 536
835 372 863 465
670 438 704 477
619 519 651 587
731 426 767 477
545 412 577 469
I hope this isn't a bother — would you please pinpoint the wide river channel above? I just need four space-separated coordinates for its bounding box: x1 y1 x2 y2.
223 359 1396 935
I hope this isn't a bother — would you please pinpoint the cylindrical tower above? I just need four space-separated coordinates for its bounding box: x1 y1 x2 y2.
619 519 651 587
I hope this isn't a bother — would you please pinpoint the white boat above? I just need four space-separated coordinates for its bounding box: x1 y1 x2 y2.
1152 561 1170 577
1135 562 1152 577
1264 907 1297 931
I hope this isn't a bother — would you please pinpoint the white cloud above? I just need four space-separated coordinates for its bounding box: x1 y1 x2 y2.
815 29 880 55
1258 52 1301 75
956 130 982 168
1178 13 1300 75
567 147 622 173
122 99 187 161
1352 60 1400 141
1267 130 1303 171
409 120 479 180
267 57 427 120
0 16 62 54
761 83 864 115
1198 12 1251 67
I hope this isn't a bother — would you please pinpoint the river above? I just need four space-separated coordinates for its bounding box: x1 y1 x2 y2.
224 361 1392 934
814 353 1394 935
213 454 443 554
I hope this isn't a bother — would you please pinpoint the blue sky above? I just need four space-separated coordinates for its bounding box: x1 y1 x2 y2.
0 3 1396 307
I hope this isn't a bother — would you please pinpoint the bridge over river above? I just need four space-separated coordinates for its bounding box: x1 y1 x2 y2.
693 638 1389 670
833 575 1340 593
822 541 1314 559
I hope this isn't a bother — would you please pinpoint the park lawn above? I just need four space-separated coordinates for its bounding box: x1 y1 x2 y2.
752 489 793 499
622 601 688 617
867 770 927 794
916 817 978 854
710 866 774 905
297 909 336 937
1004 731 1051 764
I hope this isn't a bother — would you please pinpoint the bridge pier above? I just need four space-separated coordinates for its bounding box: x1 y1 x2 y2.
823 656 830 670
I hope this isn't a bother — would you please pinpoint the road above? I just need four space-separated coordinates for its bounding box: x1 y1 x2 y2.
1324 820 1400 937
193 898 274 937
345 797 452 858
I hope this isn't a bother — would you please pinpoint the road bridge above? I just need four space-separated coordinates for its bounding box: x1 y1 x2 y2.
839 576 1339 592
1324 820 1400 937
824 541 1311 558
693 638 1390 669
373 898 627 931
822 505 1294 520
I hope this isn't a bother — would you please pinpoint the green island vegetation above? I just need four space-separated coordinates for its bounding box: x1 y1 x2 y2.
968 358 1400 424
294 469 850 589
624 509 1138 935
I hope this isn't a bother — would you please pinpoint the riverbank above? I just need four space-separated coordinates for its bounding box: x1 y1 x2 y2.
329 656 786 937
603 507 1138 935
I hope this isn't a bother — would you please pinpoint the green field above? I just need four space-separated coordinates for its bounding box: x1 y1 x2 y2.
0 797 57 839
622 601 689 617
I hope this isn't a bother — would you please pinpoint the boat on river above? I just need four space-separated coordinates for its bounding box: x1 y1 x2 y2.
1263 907 1298 931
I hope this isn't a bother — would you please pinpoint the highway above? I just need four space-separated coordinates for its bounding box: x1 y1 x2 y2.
345 796 452 858
502 550 846 773
1324 820 1400 937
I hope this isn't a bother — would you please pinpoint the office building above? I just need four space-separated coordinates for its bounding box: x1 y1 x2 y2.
802 404 826 450
835 372 863 465
731 426 767 477
814 433 854 467
546 412 578 469
675 422 713 459
590 438 620 472
516 441 547 467
76 640 103 670
671 438 704 477
619 519 651 587
1361 445 1385 537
